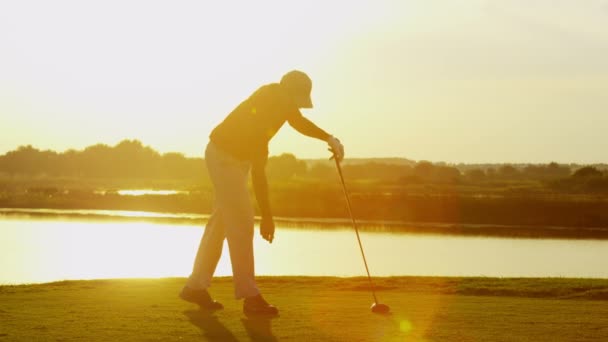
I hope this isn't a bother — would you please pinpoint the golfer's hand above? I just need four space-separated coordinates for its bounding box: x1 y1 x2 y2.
260 216 275 243
327 136 344 162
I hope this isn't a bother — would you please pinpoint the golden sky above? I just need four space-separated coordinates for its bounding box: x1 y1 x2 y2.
1 0 607 163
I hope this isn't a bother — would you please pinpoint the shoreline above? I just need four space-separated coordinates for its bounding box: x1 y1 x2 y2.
2 207 608 240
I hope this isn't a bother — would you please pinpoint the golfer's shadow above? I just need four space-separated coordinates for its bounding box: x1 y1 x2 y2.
241 316 278 342
183 309 277 342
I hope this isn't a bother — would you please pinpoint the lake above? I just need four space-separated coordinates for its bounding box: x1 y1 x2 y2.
1 209 608 284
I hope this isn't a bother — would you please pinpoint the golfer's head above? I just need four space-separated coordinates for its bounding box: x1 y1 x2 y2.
280 70 313 109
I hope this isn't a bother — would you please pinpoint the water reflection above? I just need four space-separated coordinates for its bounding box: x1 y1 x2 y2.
92 189 188 196
117 189 186 196
1 216 608 285
3 208 606 240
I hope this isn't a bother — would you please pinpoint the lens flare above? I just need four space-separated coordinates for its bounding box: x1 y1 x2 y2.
400 319 413 334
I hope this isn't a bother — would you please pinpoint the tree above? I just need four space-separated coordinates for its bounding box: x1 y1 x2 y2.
413 161 433 178
498 165 519 180
572 166 602 179
308 163 334 180
433 166 461 183
522 162 571 180
465 168 486 182
266 153 308 181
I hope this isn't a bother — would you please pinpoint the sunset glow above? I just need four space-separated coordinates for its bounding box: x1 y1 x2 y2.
1 1 606 162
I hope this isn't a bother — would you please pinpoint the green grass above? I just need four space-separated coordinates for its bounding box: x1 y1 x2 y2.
1 277 608 341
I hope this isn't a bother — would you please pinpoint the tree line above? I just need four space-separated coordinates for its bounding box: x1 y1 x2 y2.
1 140 607 193
0 140 202 179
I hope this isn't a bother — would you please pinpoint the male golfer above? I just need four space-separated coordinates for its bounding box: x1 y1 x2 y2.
180 70 344 316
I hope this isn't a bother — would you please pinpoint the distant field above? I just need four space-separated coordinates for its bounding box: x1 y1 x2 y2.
1 277 608 341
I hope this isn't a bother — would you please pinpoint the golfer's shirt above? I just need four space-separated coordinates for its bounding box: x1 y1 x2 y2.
210 83 302 164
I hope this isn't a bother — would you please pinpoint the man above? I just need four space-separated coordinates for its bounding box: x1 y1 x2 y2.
180 70 344 316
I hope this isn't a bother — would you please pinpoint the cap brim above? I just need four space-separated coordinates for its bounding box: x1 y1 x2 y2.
295 94 313 109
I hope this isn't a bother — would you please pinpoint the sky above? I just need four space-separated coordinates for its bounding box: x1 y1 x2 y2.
1 0 607 163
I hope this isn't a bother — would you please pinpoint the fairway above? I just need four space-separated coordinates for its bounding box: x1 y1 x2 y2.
1 277 607 341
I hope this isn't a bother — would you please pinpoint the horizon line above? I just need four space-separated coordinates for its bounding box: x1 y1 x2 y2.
1 140 606 166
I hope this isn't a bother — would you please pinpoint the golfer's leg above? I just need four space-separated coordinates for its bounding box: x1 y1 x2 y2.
223 203 259 299
185 209 225 290
185 142 227 290
213 163 259 299
205 142 259 299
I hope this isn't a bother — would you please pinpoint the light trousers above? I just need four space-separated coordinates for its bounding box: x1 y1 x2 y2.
186 141 260 299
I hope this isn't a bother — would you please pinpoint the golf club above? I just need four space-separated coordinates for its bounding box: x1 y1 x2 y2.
333 154 390 314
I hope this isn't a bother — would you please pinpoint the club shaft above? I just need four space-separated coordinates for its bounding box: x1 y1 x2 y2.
334 158 379 304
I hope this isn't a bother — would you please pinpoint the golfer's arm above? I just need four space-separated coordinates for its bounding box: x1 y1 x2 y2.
251 162 272 218
288 115 331 142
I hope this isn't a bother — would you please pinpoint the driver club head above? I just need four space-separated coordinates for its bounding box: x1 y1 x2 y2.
370 302 390 314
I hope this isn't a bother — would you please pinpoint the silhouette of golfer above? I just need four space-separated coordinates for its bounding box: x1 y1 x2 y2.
180 71 344 316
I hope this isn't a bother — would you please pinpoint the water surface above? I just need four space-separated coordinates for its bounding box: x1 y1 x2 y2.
1 212 607 284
